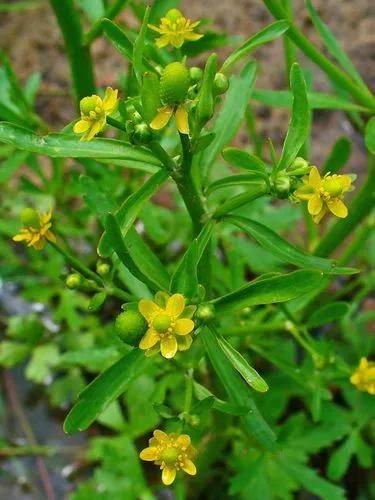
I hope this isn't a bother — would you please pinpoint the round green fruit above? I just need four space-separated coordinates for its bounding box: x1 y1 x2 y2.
160 62 190 105
115 310 148 346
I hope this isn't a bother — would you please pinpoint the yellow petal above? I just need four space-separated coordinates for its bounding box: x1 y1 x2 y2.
140 446 159 461
359 358 368 370
175 318 194 336
83 120 104 141
103 87 118 114
139 329 159 350
73 119 90 134
150 106 173 130
309 166 321 189
148 23 163 34
176 435 191 449
153 429 169 443
312 207 327 224
45 230 56 243
183 32 204 41
327 198 348 218
166 294 185 318
175 105 189 135
160 336 178 359
138 299 160 320
177 335 193 351
155 36 171 48
13 231 30 242
339 175 352 190
162 466 176 485
181 459 196 476
307 195 323 215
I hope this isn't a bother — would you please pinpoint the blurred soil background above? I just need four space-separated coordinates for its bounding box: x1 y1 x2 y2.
1 0 374 498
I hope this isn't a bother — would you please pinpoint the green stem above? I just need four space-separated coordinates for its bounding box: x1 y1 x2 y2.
262 0 375 111
225 322 287 336
314 161 375 257
83 0 130 46
107 116 128 133
50 0 95 106
183 372 194 414
50 241 103 286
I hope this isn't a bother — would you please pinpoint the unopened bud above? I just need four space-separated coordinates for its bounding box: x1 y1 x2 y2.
196 303 215 323
213 72 229 95
96 261 110 276
66 273 82 289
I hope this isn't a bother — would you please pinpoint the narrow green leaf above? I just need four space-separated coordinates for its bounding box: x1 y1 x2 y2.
327 434 356 481
133 6 150 85
322 137 352 175
211 269 324 315
98 168 169 257
201 61 257 178
0 150 28 184
207 174 269 196
277 63 310 171
305 0 369 91
215 330 269 392
252 89 367 112
64 349 146 433
193 382 249 416
201 327 277 449
105 214 168 291
365 117 375 154
221 20 290 72
307 301 349 328
0 122 163 166
224 215 358 275
222 147 267 173
170 221 214 297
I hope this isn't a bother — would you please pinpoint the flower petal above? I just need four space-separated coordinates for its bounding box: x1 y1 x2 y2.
177 335 193 351
307 194 323 215
138 299 160 320
155 36 171 48
150 106 173 130
327 198 348 218
181 459 196 476
183 32 203 41
153 429 169 443
166 294 185 318
162 466 176 485
45 230 56 243
175 105 189 135
176 434 191 449
175 318 194 336
13 231 30 242
140 446 159 461
103 87 118 114
309 166 321 189
83 119 104 141
160 336 178 359
312 207 327 224
139 329 160 350
73 119 90 134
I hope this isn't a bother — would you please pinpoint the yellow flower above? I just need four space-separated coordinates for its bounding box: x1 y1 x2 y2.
140 429 197 485
148 8 203 49
294 166 353 224
13 208 56 250
73 87 118 141
150 104 189 134
350 357 375 395
138 292 196 359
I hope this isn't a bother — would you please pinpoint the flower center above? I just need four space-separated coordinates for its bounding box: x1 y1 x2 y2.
166 8 183 23
160 446 180 465
322 177 343 197
80 95 102 116
153 313 172 333
20 207 39 228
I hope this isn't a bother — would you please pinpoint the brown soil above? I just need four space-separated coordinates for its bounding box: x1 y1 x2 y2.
1 0 374 168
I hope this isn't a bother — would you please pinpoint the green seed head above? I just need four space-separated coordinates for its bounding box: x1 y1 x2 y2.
115 310 148 346
323 177 343 197
165 8 183 22
213 72 229 95
160 62 190 105
80 95 101 115
160 446 179 465
66 273 82 289
20 207 39 228
153 313 171 333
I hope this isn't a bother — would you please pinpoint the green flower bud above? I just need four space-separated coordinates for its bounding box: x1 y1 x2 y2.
189 67 203 84
96 261 110 276
66 273 82 289
240 307 252 319
213 72 229 95
165 8 183 22
131 111 143 123
115 310 148 346
80 95 100 115
187 414 200 427
196 303 215 323
133 123 152 144
20 207 39 228
291 157 309 170
160 62 190 105
273 172 291 199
